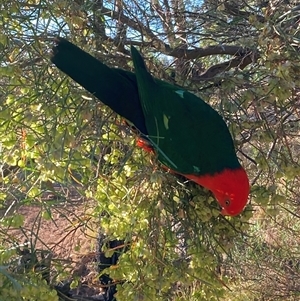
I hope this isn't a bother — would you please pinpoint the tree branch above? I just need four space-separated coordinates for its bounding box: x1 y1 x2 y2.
168 45 251 59
192 51 259 81
101 6 169 51
223 3 265 23
90 6 260 81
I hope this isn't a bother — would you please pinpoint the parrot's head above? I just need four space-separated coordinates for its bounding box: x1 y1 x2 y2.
212 167 250 216
186 167 250 216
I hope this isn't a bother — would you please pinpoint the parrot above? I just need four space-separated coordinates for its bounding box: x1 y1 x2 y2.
50 37 249 216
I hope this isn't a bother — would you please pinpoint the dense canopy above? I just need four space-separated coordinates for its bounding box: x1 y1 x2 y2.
0 0 299 300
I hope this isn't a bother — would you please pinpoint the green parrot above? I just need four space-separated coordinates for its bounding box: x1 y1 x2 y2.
51 38 249 216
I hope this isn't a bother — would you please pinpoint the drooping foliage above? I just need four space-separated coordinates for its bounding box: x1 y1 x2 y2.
0 0 299 300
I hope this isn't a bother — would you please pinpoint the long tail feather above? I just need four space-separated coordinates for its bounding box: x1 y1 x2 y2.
51 38 147 134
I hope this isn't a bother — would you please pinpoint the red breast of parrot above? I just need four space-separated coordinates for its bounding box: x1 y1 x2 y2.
50 38 250 216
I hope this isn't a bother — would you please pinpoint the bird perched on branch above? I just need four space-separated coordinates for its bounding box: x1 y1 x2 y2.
50 37 249 216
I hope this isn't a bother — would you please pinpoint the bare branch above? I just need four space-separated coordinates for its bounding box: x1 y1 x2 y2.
101 6 258 67
168 45 253 59
151 0 175 45
192 51 259 81
223 2 265 23
101 6 169 51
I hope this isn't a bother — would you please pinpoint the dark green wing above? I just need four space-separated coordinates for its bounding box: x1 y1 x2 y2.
51 38 147 134
131 46 240 175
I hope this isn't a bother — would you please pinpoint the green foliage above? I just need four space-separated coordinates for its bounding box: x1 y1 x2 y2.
0 247 58 301
92 145 254 299
0 0 299 300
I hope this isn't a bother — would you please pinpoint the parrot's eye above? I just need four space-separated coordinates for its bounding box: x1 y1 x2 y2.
225 200 230 206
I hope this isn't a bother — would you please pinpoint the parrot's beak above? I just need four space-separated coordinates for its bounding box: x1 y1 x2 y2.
221 208 229 215
221 207 241 217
